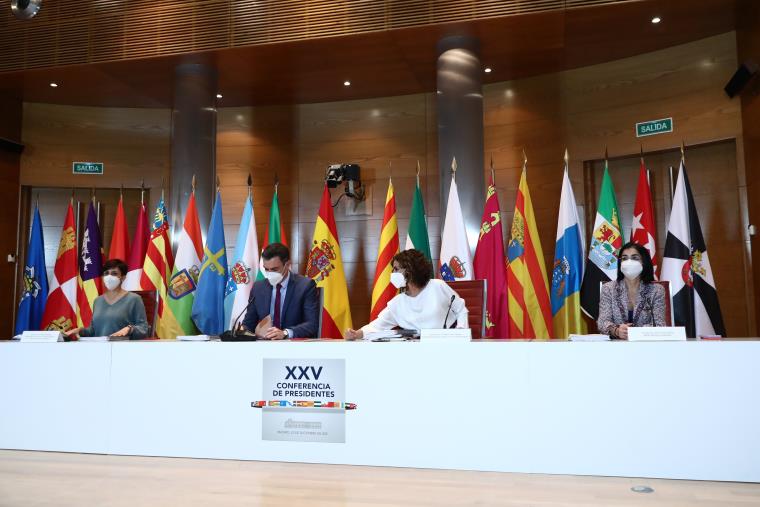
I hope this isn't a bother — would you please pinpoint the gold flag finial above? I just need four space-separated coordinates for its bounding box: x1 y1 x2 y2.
416 160 421 187
604 146 609 161
522 149 528 171
247 174 252 198
640 144 644 160
451 156 458 173
681 141 686 162
563 148 569 166
216 175 221 193
191 175 196 194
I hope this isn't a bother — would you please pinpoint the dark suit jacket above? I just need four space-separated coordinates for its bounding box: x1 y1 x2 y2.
241 272 319 338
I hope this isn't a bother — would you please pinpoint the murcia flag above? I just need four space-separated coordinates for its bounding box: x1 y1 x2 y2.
580 156 622 320
40 202 78 332
439 158 473 281
370 178 399 320
631 153 658 277
551 151 587 339
661 156 725 337
306 184 352 338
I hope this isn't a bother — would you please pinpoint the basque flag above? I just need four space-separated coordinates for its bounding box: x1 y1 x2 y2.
661 156 725 337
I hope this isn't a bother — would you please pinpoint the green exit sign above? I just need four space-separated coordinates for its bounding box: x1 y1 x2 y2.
636 117 673 137
72 162 104 175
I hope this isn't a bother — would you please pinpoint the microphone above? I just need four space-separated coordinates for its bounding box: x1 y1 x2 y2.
442 295 456 329
221 295 257 341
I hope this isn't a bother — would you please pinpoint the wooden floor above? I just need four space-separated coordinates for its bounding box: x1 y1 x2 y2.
0 451 758 506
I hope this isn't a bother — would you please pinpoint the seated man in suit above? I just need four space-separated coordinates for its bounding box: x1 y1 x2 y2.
241 242 320 339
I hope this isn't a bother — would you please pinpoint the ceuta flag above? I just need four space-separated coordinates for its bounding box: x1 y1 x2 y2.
473 173 509 338
631 155 658 277
439 159 473 281
141 197 182 339
122 201 150 291
40 202 78 332
109 194 131 262
306 184 352 338
661 157 726 337
370 178 399 320
506 166 553 339
76 201 104 328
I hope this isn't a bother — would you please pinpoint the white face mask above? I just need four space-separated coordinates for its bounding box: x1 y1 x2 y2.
390 271 406 289
103 275 121 291
620 259 644 280
264 269 285 287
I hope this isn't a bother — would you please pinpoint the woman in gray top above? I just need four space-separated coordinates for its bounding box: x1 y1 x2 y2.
597 242 667 339
65 259 150 339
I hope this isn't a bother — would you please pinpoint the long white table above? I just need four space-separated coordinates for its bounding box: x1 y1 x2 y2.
1 340 759 482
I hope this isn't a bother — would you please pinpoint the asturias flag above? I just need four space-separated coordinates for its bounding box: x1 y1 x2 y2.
141 197 182 339
76 201 104 328
40 201 78 332
370 178 399 320
224 187 260 330
551 152 587 339
14 204 48 334
506 164 553 339
123 201 150 291
661 156 726 338
631 154 658 277
439 159 473 281
306 184 352 338
580 157 622 320
192 191 229 335
167 191 204 335
473 173 509 338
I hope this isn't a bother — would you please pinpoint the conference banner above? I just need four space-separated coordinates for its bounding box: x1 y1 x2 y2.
257 358 348 443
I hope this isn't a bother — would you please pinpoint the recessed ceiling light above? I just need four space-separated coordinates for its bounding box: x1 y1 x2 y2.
344 80 351 87
484 67 492 73
49 82 58 88
651 16 661 24
216 93 223 99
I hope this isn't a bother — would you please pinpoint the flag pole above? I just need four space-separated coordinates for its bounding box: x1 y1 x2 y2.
140 179 145 205
416 160 421 188
192 174 196 195
247 174 252 199
490 154 495 183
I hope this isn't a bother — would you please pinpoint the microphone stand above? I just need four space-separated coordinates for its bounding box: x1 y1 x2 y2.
442 295 456 329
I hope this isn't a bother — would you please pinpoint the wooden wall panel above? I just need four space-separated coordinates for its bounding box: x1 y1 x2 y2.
0 94 21 338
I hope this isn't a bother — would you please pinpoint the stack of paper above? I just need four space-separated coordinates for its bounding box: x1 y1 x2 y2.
178 335 212 341
569 334 610 342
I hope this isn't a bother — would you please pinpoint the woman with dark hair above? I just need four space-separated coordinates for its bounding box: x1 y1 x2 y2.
597 242 667 339
64 258 150 339
344 249 468 339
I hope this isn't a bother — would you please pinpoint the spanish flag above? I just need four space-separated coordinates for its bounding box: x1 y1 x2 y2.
140 196 182 339
370 178 399 320
507 162 553 339
306 184 352 338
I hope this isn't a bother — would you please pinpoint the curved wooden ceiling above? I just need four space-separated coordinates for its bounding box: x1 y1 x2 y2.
0 0 737 108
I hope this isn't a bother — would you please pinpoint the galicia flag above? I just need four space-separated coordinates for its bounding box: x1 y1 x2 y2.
661 157 726 337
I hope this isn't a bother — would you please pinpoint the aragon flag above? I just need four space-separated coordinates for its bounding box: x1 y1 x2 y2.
40 201 78 332
405 162 433 268
306 184 352 338
661 156 726 338
76 201 104 328
141 196 182 339
580 156 622 320
167 191 203 335
473 172 509 338
370 177 399 320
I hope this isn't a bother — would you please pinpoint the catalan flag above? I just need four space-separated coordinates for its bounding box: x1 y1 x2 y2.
40 201 78 332
306 184 352 338
473 172 509 338
76 201 104 328
370 178 399 320
551 151 587 339
506 161 553 339
141 196 182 339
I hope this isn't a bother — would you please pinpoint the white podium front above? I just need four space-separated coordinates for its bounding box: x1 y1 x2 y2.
1 340 759 482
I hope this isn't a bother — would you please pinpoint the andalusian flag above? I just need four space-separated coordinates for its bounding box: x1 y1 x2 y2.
473 171 509 338
257 183 287 281
192 191 229 335
167 191 203 335
40 201 78 332
306 184 352 338
506 160 553 339
141 196 182 339
370 178 399 320
76 201 104 328
405 162 432 265
225 182 260 330
109 194 130 262
551 151 587 339
580 156 622 320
